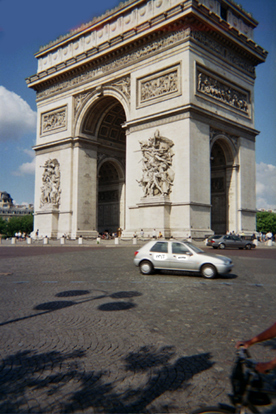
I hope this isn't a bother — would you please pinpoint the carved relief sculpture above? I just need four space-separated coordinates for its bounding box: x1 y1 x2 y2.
138 65 180 107
197 69 249 113
40 159 61 208
137 130 175 197
41 107 67 135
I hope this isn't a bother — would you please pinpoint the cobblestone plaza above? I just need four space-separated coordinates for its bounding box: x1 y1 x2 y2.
0 241 275 413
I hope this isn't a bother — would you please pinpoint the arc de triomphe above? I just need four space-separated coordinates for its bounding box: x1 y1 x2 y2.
27 0 267 239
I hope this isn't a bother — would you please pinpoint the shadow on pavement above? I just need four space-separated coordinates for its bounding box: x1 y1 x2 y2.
0 290 143 327
0 346 214 413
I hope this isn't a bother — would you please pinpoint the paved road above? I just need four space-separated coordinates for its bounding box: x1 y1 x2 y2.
0 242 275 413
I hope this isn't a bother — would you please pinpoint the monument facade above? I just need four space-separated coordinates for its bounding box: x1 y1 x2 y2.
27 0 267 239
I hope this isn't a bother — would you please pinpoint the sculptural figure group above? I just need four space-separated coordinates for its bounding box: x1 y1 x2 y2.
40 159 61 208
137 130 175 197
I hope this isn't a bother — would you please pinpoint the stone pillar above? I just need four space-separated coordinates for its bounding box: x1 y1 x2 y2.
72 145 98 238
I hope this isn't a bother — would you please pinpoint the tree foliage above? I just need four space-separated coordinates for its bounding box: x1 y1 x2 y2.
256 211 276 234
1 215 33 238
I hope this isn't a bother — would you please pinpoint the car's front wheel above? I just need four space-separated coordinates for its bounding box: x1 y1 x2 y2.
219 243 226 249
245 244 252 250
139 260 154 275
201 264 217 279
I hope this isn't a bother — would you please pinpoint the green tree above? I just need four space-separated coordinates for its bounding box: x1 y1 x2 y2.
256 211 276 235
6 215 34 237
0 217 7 237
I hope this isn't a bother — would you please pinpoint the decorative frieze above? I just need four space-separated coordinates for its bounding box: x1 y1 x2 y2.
197 66 250 114
191 30 255 75
40 106 67 136
36 26 255 101
137 129 175 197
137 65 180 107
40 159 61 208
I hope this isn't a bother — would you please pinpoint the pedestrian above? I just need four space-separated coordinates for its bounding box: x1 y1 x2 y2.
140 229 144 238
236 322 276 373
152 229 156 239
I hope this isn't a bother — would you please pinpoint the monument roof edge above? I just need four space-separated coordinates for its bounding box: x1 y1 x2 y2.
35 0 143 56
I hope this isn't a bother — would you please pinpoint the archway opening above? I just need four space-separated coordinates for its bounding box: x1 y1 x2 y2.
211 141 227 234
98 161 124 234
82 96 126 235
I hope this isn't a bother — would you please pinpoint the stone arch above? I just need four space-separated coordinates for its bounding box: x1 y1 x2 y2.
75 92 127 235
210 134 237 234
74 87 130 138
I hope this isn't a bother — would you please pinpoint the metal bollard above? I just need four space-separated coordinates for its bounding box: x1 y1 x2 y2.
43 236 49 245
60 236 65 245
27 237 32 245
115 237 119 245
11 237 16 245
78 236 83 245
133 237 137 245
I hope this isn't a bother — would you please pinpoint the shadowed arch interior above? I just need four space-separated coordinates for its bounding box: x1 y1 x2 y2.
83 96 126 145
81 96 126 235
211 141 227 234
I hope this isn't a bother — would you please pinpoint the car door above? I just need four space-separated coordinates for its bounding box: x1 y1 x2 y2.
232 235 244 248
149 241 170 269
169 242 194 270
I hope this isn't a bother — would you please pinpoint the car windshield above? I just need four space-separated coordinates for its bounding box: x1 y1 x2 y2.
181 241 204 253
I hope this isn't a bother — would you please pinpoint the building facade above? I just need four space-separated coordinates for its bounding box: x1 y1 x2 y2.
0 192 33 220
26 0 267 239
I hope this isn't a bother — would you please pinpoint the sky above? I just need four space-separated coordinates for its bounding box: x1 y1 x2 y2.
0 0 275 209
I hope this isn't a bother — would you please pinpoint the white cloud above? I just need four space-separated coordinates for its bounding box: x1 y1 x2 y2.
0 86 36 141
256 162 276 210
12 149 36 176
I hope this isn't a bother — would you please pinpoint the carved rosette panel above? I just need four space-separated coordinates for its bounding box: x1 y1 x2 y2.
197 66 250 114
40 159 61 208
40 106 67 136
137 65 180 107
137 130 175 197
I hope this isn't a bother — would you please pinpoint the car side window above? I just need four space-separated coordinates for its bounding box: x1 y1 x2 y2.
150 242 168 253
172 242 190 254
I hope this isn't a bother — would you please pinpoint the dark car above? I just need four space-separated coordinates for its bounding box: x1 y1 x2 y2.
207 234 255 250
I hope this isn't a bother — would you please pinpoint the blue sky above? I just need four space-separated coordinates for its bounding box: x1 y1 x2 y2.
0 0 275 209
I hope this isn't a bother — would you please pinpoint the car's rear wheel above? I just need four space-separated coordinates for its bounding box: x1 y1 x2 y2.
219 243 226 249
201 264 217 279
245 244 252 250
139 260 153 275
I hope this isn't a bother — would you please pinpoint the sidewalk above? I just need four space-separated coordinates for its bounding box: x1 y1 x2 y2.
1 236 275 248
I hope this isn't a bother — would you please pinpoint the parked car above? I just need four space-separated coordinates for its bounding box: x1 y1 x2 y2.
206 234 255 250
134 240 233 279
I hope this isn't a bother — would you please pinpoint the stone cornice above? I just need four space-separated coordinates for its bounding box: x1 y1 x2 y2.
26 0 267 91
124 103 259 138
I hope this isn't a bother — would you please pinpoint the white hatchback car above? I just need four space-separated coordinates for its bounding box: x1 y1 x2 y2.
134 240 233 279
